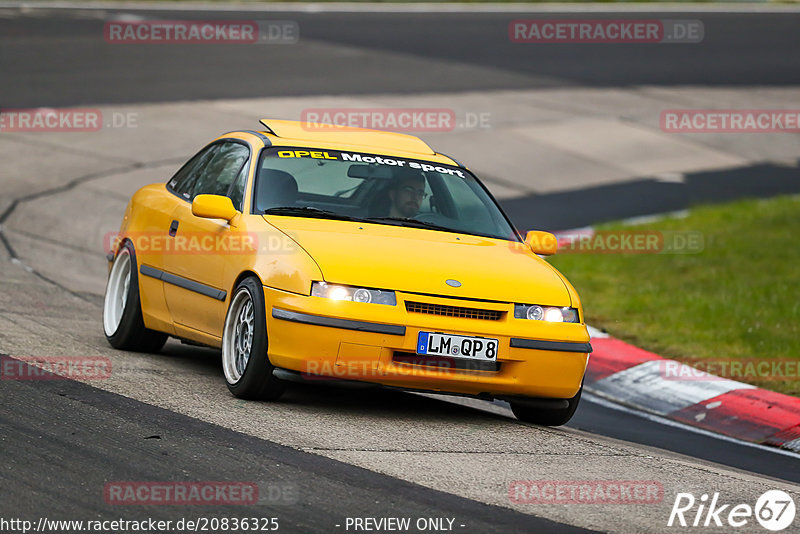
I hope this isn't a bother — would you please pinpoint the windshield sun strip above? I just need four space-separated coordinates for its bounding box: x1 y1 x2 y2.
253 146 522 242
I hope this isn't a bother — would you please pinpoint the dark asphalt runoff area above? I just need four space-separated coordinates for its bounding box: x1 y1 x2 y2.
1 5 799 530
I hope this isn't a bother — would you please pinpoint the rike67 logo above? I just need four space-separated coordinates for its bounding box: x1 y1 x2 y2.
668 490 796 531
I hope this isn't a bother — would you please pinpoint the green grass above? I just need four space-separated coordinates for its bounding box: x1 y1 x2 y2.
550 195 800 396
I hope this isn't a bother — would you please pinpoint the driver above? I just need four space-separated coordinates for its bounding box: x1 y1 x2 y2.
387 169 427 218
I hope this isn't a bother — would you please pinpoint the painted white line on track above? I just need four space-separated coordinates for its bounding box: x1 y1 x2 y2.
620 209 689 227
109 13 147 22
583 391 800 459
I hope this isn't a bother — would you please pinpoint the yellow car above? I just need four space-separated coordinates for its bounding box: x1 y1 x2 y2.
103 119 592 425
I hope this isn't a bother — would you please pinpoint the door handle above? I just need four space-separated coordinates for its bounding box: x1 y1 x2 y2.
169 220 179 237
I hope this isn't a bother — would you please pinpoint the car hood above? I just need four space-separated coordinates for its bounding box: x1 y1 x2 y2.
264 216 572 305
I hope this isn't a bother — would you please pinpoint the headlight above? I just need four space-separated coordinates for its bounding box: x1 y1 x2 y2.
514 304 579 323
311 282 397 306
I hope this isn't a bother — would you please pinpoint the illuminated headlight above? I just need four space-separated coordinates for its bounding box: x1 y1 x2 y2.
311 282 396 306
514 304 579 323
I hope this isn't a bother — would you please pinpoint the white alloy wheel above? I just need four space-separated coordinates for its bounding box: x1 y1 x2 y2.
222 287 255 384
103 249 132 337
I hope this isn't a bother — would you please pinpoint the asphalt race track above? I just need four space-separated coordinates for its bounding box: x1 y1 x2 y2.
1 4 799 533
2 8 800 107
2 359 584 534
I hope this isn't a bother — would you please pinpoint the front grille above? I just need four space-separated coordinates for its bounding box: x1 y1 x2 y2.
405 301 502 321
393 352 501 372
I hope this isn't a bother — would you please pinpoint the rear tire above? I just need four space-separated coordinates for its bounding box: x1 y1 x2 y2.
509 384 583 427
103 241 168 353
222 276 285 400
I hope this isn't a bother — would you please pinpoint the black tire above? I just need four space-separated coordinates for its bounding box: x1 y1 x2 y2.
221 276 285 400
103 241 168 353
509 383 583 426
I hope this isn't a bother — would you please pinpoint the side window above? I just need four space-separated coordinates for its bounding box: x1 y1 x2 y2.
168 145 219 200
228 163 249 212
191 142 250 200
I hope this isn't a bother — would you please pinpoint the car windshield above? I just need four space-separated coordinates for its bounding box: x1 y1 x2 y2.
254 147 520 241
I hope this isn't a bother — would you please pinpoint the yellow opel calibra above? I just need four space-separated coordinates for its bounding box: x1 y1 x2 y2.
103 119 592 425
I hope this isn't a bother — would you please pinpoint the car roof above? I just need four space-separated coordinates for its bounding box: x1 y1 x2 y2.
220 119 460 166
259 118 437 155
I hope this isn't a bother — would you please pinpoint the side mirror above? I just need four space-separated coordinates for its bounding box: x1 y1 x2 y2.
525 230 558 256
192 194 237 222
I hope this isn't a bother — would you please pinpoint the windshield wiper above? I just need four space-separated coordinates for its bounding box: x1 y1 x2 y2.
366 217 455 233
263 206 368 223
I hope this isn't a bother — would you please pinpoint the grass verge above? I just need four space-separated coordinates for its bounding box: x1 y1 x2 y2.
550 195 800 396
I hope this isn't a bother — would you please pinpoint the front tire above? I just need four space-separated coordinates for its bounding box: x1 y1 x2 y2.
509 384 583 427
103 241 168 352
222 276 285 400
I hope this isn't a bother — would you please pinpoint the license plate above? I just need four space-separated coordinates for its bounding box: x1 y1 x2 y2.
416 332 498 361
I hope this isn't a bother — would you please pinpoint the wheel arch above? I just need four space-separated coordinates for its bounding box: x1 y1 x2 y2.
231 270 264 297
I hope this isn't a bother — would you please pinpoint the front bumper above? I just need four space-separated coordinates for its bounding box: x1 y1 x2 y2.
264 286 591 399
